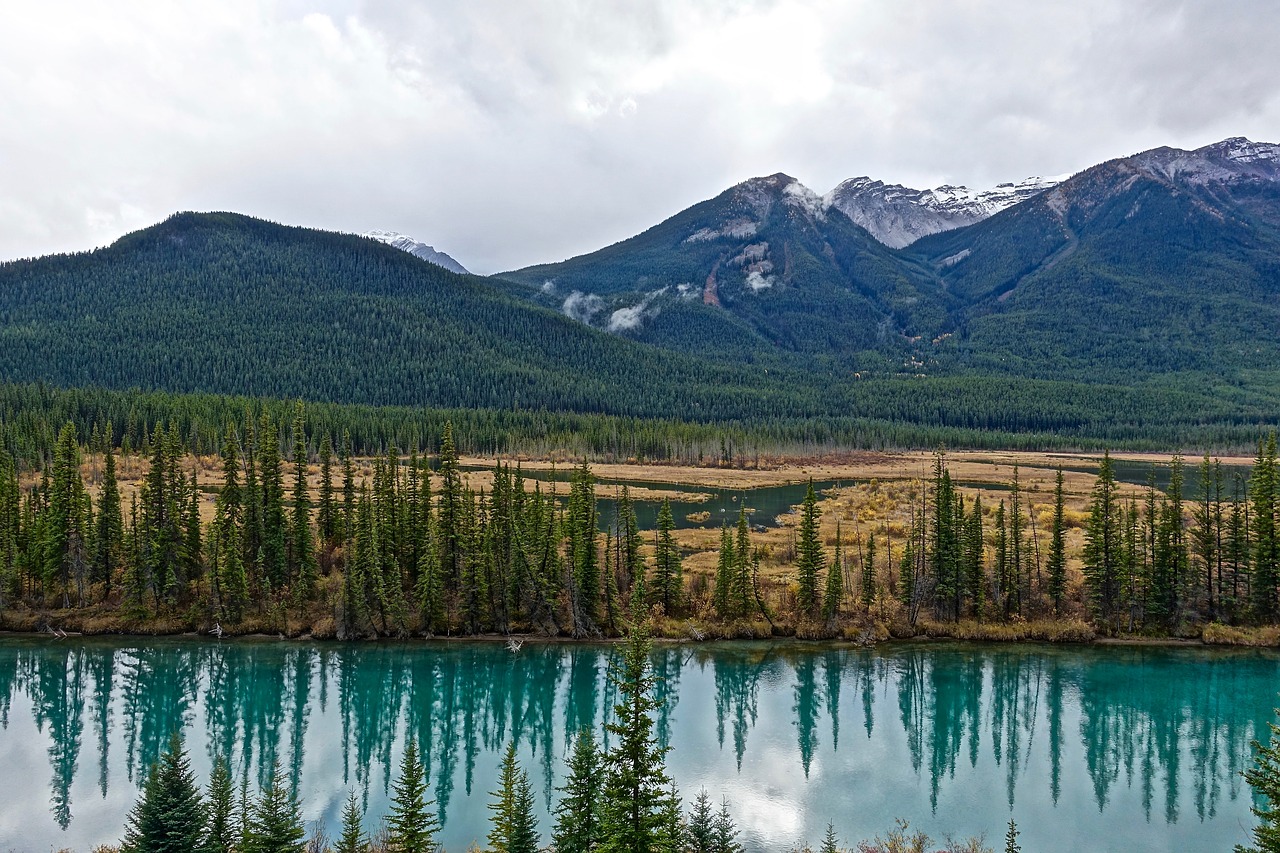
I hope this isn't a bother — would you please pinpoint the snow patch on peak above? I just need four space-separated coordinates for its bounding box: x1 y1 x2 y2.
826 173 1063 248
364 230 469 274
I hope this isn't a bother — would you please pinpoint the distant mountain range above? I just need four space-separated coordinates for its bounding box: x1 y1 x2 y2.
364 230 469 274
0 137 1276 442
497 136 1280 387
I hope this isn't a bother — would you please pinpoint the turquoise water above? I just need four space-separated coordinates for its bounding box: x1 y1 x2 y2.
0 638 1274 852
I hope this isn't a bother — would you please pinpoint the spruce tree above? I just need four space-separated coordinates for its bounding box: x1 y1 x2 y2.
600 619 674 853
823 519 844 623
1252 434 1279 620
652 499 683 616
289 408 317 600
205 754 238 853
488 741 539 853
1239 708 1280 853
120 732 207 853
317 434 337 546
712 797 743 853
241 762 306 853
1047 468 1067 615
334 792 368 853
795 480 824 618
1004 820 1021 853
1084 451 1123 620
686 789 715 852
93 444 123 600
731 508 755 619
713 525 734 620
861 531 877 611
819 821 842 853
552 729 603 853
257 417 287 593
384 739 440 853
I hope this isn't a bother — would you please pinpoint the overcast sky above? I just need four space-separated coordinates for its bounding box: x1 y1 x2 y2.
3 0 1278 274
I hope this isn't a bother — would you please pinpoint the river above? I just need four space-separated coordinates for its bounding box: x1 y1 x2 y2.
0 637 1274 852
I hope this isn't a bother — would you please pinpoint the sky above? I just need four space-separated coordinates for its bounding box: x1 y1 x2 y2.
3 0 1279 274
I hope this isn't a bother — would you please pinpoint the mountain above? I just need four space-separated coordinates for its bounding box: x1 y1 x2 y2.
904 136 1280 381
364 230 469 274
0 212 814 419
825 174 1063 248
498 172 946 367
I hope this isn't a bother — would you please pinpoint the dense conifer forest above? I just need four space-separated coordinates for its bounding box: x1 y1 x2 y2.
4 401 1280 642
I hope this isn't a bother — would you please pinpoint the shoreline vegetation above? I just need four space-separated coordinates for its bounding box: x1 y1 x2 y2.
4 402 1280 649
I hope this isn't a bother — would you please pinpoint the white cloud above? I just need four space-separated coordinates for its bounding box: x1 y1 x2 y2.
2 1 1278 272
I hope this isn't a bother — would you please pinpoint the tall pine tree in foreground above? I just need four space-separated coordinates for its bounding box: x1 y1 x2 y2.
385 739 440 853
600 612 680 853
553 729 604 853
1239 706 1280 853
241 762 306 853
205 754 238 853
488 741 539 853
334 792 369 853
120 733 206 853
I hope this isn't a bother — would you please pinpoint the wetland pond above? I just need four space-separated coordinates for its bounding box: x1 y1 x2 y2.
0 637 1275 852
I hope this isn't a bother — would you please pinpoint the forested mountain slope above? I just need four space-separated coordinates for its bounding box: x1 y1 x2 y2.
908 138 1280 381
500 137 1280 394
0 212 801 418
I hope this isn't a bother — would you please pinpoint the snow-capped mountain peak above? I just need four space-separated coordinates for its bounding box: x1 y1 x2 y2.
826 174 1065 248
364 230 469 275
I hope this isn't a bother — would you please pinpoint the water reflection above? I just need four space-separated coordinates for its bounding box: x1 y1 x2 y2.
0 639 1275 853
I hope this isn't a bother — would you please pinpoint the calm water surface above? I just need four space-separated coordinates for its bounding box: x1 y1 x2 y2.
0 638 1274 852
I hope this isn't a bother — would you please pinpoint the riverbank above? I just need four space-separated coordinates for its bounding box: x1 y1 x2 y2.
6 605 1278 648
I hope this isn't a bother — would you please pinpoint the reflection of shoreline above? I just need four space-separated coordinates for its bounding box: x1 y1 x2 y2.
0 638 1273 851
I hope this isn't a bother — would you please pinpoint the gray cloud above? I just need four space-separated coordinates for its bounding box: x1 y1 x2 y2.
2 1 1278 273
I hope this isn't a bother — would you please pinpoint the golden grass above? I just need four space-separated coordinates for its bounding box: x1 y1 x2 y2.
1201 623 1280 646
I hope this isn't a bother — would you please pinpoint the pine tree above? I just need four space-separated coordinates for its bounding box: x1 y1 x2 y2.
1252 434 1279 620
214 425 248 621
1084 451 1123 621
600 620 674 853
120 732 207 853
731 509 755 619
334 792 368 853
1238 708 1280 853
384 739 440 853
712 797 743 853
651 499 683 617
963 495 984 617
206 754 238 853
713 525 734 620
823 520 844 623
45 422 89 607
1047 468 1067 615
1004 820 1021 853
257 417 287 594
552 729 603 853
795 480 824 618
488 741 539 853
93 444 123 600
317 434 337 546
568 461 600 633
289 407 317 600
819 821 842 853
241 762 306 853
686 789 715 852
861 531 877 611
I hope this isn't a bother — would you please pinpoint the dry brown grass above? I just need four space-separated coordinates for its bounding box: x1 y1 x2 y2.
1202 623 1280 646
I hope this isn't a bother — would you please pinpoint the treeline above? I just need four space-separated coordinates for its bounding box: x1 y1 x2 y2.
0 381 1275 476
887 442 1280 631
7 391 1280 635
